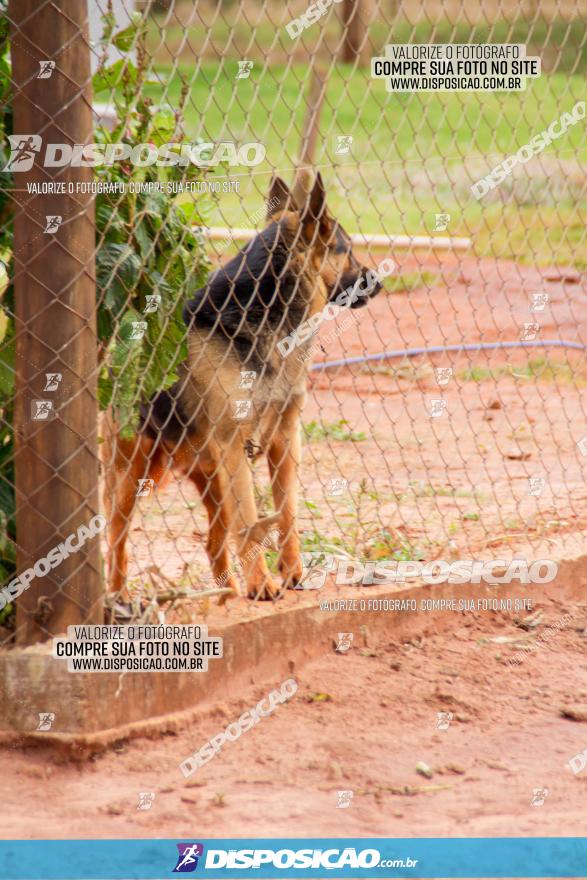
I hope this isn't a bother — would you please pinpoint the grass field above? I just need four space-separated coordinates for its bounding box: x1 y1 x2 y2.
96 13 587 268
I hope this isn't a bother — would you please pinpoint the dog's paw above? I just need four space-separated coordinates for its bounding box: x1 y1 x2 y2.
246 573 283 601
279 555 304 590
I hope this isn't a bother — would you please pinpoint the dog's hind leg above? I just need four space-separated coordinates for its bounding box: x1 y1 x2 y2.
267 398 304 589
102 434 166 600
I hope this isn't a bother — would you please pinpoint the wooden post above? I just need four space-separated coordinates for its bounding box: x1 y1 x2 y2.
298 67 327 168
340 0 362 65
9 0 103 643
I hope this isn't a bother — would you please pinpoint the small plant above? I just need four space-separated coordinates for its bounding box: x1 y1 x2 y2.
303 419 366 443
458 359 585 385
330 480 425 561
91 15 213 437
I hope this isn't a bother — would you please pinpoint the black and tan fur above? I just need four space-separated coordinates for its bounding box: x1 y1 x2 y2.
102 172 382 601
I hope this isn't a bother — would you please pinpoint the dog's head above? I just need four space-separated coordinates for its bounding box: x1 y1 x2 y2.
265 172 385 309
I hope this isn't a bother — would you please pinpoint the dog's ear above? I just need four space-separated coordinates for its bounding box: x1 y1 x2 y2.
299 172 331 244
266 176 294 220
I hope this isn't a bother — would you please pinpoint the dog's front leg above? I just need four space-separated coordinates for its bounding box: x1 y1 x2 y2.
268 398 304 589
222 440 281 600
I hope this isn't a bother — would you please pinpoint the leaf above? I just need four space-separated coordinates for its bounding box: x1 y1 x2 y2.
306 693 332 703
97 243 142 311
148 104 176 143
0 335 14 397
112 13 142 52
133 221 152 261
92 59 138 94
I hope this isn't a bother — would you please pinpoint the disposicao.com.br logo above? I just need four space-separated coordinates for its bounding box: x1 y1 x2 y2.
3 135 266 172
193 846 417 871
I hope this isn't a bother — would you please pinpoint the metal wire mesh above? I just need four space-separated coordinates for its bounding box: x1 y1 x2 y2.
0 0 586 647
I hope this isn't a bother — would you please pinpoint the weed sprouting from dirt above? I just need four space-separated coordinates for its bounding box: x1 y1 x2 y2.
303 419 367 443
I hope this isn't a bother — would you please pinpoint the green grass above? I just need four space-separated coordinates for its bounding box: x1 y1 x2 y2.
97 14 587 268
303 419 367 443
458 358 587 383
383 271 442 294
147 14 587 76
126 63 586 267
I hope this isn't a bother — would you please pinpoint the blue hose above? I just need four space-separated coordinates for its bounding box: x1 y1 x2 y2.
310 339 587 372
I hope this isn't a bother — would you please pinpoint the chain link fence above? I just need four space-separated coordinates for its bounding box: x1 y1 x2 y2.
0 0 586 649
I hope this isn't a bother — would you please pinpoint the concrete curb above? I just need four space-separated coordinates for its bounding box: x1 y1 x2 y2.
1 534 585 753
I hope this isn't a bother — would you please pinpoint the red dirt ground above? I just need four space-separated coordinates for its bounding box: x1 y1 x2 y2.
2 592 587 838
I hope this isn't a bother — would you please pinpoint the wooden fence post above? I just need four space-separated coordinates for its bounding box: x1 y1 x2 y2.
9 0 103 643
340 0 363 65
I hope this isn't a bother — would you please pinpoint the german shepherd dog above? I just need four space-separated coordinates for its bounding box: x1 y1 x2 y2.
102 172 383 602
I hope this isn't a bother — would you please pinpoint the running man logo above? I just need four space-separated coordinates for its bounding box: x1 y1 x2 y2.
434 367 453 387
37 60 56 79
36 712 55 731
436 711 453 730
336 790 354 809
326 478 348 497
530 292 549 312
335 135 353 154
233 400 252 420
238 370 257 390
521 322 540 342
237 60 253 79
3 135 42 172
143 294 161 314
528 476 546 497
137 792 155 811
428 398 447 418
173 843 204 873
433 212 451 231
130 321 147 340
44 373 62 392
136 478 154 497
31 400 54 421
530 787 549 807
335 632 353 653
44 215 63 233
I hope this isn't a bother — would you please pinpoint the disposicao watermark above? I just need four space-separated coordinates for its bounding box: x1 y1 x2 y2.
3 137 266 172
0 514 107 611
277 257 395 357
567 748 587 775
179 678 297 778
299 555 558 590
471 101 585 199
285 0 344 40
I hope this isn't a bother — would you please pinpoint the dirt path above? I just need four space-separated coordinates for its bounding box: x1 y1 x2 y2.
3 594 587 839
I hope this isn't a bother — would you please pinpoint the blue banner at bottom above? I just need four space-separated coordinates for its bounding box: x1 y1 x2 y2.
1 838 586 879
